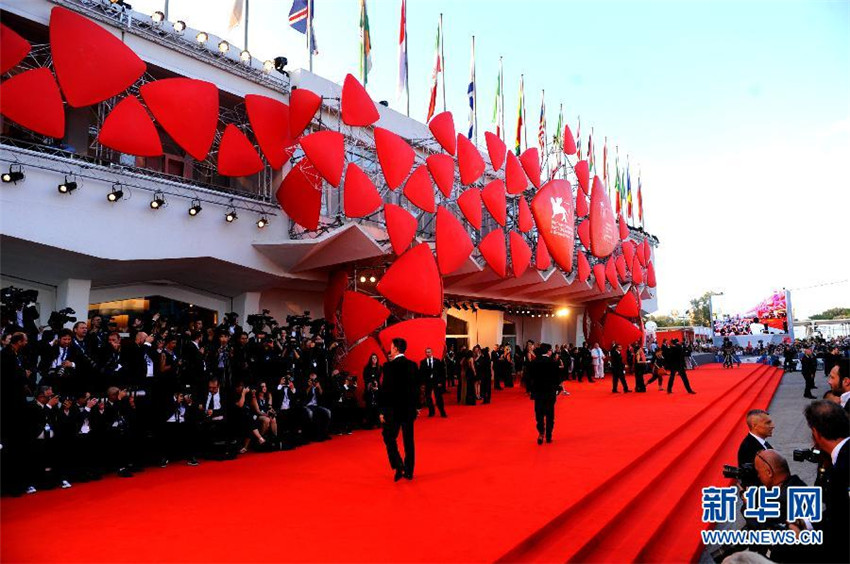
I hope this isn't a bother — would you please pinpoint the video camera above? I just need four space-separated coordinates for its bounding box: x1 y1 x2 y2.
792 447 822 464
721 463 757 483
1 286 39 308
47 308 77 332
246 309 278 335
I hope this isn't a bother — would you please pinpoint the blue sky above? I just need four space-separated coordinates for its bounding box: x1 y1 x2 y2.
134 0 850 318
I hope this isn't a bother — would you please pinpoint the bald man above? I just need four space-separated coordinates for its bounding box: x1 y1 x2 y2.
737 410 774 489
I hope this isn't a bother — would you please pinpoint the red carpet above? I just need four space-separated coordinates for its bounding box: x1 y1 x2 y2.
1 364 782 563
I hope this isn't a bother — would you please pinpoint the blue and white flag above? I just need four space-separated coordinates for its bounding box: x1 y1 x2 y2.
467 37 476 140
289 0 317 54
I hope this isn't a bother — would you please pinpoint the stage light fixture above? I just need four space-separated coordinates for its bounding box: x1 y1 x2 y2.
2 165 24 184
218 40 230 53
262 59 275 73
274 56 288 73
378 100 389 107
240 50 251 63
461 303 469 311
150 191 165 209
188 199 202 216
173 20 186 33
107 185 124 202
556 307 569 318
369 276 377 283
225 209 238 223
359 275 367 283
256 216 268 228
151 11 165 24
196 31 208 43
58 176 77 194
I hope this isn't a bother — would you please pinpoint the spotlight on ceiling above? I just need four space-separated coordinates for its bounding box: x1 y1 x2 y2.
256 216 268 228
173 20 186 33
107 185 124 202
2 165 24 184
240 49 251 63
151 11 165 24
556 307 569 318
196 31 208 43
218 40 230 53
188 199 202 216
461 303 469 311
378 100 389 107
57 176 77 194
369 276 377 283
225 209 238 223
262 59 275 73
150 190 166 209
359 275 367 283
274 56 288 73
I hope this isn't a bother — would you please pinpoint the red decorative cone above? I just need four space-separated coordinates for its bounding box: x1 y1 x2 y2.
341 73 379 127
377 244 444 316
218 124 264 177
98 96 162 157
384 203 418 255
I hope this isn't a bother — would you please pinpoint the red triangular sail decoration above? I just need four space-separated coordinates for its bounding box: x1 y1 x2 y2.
289 88 321 138
562 124 577 156
324 270 348 322
519 148 542 188
426 153 455 198
403 165 436 213
505 151 529 195
457 134 485 185
606 258 620 290
576 191 589 217
479 230 507 277
615 254 629 282
428 111 456 155
531 179 576 272
481 180 507 227
245 94 296 169
300 130 345 187
577 220 591 250
342 337 387 379
614 290 641 318
1 24 30 74
536 236 552 270
436 206 473 275
647 260 657 288
602 313 643 351
218 124 264 177
589 176 619 258
0 68 65 138
141 78 218 161
276 159 322 231
377 244 444 316
575 160 590 195
379 318 447 364
518 197 534 232
49 7 146 107
485 131 506 171
635 240 647 267
509 231 532 278
593 263 607 292
341 291 390 344
577 253 591 283
457 188 482 230
343 163 382 218
341 73 379 127
618 212 629 241
384 204 418 255
623 241 636 271
632 263 644 285
374 127 415 190
98 96 162 157
643 239 652 264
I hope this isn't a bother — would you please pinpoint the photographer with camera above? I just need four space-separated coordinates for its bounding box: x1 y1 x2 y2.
302 372 332 441
801 348 818 399
39 329 79 395
274 373 308 449
229 380 269 454
91 386 136 478
158 389 200 467
802 400 849 563
363 354 383 429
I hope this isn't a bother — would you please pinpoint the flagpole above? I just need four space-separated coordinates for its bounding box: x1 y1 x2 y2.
307 0 313 72
404 1 409 116
243 0 249 52
163 0 169 20
522 76 528 152
499 57 504 142
472 36 477 146
440 13 446 113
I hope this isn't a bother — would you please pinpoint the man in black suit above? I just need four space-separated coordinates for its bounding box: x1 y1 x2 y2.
527 343 562 445
800 348 818 399
666 339 696 394
181 331 207 394
826 357 850 413
803 400 849 564
610 343 630 393
419 347 447 418
736 409 774 489
379 338 420 481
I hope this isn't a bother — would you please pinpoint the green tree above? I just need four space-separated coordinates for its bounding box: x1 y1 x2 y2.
646 314 678 328
810 307 850 320
687 291 714 327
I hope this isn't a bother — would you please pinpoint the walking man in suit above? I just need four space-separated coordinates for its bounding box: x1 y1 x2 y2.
379 338 420 481
666 339 696 394
527 344 562 445
800 348 818 399
419 348 447 418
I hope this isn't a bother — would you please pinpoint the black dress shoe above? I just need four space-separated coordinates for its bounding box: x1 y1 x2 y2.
804 394 815 399
687 390 697 395
117 468 134 478
545 437 552 444
394 469 404 482
537 435 544 445
403 472 413 480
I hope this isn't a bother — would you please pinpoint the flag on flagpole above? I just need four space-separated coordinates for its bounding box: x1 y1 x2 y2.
637 172 643 226
467 37 476 140
588 130 594 174
553 104 563 179
514 75 524 156
426 23 442 122
289 0 318 55
603 137 608 182
576 116 582 161
537 90 546 163
229 0 244 30
359 0 372 86
627 167 633 221
492 58 503 140
397 0 408 108
614 147 621 214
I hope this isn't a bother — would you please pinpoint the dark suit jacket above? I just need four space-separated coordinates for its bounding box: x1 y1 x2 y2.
181 342 207 389
800 354 817 376
528 356 561 398
822 440 850 563
737 433 770 489
418 357 446 389
379 355 419 418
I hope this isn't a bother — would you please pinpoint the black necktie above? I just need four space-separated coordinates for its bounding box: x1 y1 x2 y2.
764 440 773 450
207 394 215 411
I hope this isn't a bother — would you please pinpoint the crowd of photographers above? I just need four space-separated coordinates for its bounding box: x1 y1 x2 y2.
0 288 400 496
